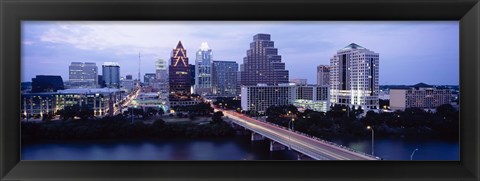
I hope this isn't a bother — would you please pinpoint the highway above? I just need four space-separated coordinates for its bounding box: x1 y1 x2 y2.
214 107 379 160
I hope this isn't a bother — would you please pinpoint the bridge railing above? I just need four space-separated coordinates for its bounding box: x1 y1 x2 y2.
226 112 379 160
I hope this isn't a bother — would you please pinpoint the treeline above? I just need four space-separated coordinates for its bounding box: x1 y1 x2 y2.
212 97 241 110
21 112 235 143
171 102 214 116
264 104 459 139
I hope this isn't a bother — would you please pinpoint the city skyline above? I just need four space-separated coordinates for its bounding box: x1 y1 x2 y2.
22 21 459 85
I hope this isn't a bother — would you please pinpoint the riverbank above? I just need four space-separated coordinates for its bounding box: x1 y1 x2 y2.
21 115 235 144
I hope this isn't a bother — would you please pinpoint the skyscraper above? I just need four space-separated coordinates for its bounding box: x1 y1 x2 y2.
212 61 238 97
68 62 98 87
329 43 379 109
240 33 289 86
194 42 213 95
189 64 195 92
317 65 330 86
155 59 169 97
169 41 191 95
155 59 168 82
236 64 244 96
102 62 120 88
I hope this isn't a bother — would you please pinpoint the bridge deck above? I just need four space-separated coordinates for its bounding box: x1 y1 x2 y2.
216 108 379 160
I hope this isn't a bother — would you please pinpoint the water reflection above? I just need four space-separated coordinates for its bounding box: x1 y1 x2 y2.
21 135 458 160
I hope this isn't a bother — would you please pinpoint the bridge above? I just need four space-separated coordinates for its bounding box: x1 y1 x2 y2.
214 107 380 160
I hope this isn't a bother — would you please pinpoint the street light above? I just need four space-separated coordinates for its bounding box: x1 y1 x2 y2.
289 118 295 131
287 118 295 150
366 125 374 155
410 148 419 160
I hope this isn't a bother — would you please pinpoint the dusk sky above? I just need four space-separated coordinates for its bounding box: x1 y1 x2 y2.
21 21 459 85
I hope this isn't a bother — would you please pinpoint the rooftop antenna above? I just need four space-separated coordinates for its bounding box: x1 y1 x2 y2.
138 51 141 88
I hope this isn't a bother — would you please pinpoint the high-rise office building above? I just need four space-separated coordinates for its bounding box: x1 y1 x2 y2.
126 74 133 80
98 75 105 88
102 62 120 88
212 60 238 97
68 62 98 87
329 43 379 109
168 41 191 95
240 33 289 86
236 64 244 96
189 64 195 91
317 65 330 86
194 42 213 95
144 73 156 84
155 59 168 82
155 59 169 97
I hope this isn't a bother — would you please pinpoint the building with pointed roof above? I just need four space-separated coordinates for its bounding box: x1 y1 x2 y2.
169 41 191 95
194 42 213 95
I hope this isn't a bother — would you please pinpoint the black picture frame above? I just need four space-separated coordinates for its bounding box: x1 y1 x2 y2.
1 0 479 180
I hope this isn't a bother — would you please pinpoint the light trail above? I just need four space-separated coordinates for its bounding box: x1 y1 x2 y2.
214 106 379 160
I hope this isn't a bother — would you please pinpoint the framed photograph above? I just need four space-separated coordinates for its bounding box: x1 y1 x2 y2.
1 0 479 180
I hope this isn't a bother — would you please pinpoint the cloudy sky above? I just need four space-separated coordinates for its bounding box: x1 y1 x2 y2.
22 21 459 85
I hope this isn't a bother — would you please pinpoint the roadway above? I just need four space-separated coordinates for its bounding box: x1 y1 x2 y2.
112 87 141 115
214 107 379 160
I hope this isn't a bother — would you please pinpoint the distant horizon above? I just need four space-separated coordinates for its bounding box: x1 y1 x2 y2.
22 21 459 85
20 78 460 87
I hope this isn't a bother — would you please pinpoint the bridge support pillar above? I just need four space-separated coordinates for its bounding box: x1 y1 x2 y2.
270 141 286 151
250 132 265 141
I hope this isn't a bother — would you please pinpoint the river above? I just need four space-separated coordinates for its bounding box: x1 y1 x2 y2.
21 135 458 160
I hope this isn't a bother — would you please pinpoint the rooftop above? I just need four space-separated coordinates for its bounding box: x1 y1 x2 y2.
412 82 433 88
199 42 210 51
103 62 119 66
57 88 122 94
342 43 366 50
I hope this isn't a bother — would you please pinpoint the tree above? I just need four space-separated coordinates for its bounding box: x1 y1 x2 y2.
78 105 94 120
146 108 158 117
157 108 165 116
177 112 184 118
42 112 54 122
58 106 78 121
189 113 196 120
356 106 364 116
212 111 224 124
436 104 455 118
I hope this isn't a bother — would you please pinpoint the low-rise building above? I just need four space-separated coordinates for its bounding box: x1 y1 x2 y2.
241 83 329 113
390 83 452 111
21 88 125 119
293 85 330 113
